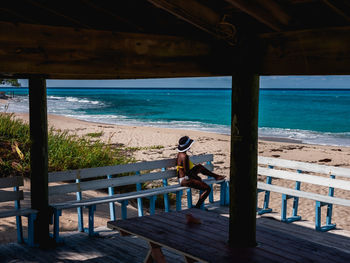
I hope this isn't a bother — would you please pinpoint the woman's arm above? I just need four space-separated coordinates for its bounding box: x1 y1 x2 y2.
183 154 190 175
177 152 190 177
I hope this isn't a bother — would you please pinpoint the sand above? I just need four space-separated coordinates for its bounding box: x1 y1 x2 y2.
1 113 350 244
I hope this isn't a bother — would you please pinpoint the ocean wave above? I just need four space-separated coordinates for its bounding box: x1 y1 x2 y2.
259 127 350 147
67 114 231 135
64 97 100 104
3 94 350 147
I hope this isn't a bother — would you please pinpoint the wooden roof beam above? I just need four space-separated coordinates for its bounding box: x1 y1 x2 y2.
0 21 231 79
225 0 291 31
147 0 237 45
259 26 350 75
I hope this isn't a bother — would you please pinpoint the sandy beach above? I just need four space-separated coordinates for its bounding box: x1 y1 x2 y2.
1 113 350 244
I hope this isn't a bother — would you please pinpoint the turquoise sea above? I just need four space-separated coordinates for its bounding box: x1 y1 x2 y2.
1 88 350 146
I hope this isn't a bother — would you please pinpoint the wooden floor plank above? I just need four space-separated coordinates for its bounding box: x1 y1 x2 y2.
257 216 350 252
109 211 298 263
112 217 219 262
257 225 350 263
2 206 350 263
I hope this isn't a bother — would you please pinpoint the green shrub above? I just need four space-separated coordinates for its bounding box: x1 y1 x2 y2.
0 113 134 177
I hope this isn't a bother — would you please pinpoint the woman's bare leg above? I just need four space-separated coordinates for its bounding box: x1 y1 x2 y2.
181 177 211 208
190 164 225 180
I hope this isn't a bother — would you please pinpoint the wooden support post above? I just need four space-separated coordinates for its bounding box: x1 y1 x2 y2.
229 71 259 247
29 77 50 247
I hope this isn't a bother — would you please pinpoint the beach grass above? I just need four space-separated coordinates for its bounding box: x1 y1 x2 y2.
126 145 164 152
86 131 103 138
0 113 134 177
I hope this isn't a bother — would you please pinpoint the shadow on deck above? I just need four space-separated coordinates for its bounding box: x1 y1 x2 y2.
1 203 350 263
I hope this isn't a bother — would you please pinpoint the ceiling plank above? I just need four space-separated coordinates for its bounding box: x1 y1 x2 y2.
0 21 231 79
259 26 350 75
24 0 92 29
80 0 145 32
0 7 39 24
225 0 291 31
147 0 237 45
323 0 350 23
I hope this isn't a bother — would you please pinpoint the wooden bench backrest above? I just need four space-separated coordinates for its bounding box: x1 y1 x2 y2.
258 167 350 191
48 154 213 196
258 156 350 179
0 176 24 203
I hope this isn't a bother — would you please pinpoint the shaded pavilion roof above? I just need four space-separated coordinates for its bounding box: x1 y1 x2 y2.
0 0 350 79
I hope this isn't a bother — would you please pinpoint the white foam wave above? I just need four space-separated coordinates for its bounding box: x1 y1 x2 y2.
3 94 350 147
65 97 100 105
259 127 350 147
66 114 231 135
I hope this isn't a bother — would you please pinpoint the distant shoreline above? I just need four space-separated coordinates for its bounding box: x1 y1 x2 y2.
258 136 303 144
2 87 350 91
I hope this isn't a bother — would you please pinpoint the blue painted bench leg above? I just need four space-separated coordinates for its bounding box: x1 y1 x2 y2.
225 181 230 206
107 175 116 221
14 186 24 244
281 194 302 223
136 178 144 217
163 179 170 212
315 201 336 232
76 179 84 232
26 213 37 247
53 209 63 243
199 190 205 210
77 207 84 232
149 196 157 215
220 181 226 206
257 176 273 215
187 188 193 208
121 200 128 220
206 176 214 204
162 169 170 213
86 205 98 237
257 189 272 215
176 191 183 211
315 174 336 232
206 161 214 203
15 214 24 244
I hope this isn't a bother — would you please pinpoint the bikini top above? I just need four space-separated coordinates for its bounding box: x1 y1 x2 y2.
176 160 194 172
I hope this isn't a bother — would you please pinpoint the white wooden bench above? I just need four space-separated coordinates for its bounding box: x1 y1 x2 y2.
48 154 226 242
0 176 37 246
257 156 350 232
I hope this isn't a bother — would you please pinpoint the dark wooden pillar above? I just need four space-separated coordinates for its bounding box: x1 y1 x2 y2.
229 71 259 247
29 77 50 246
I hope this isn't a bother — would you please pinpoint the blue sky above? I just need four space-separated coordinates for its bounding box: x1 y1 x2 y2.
5 76 350 89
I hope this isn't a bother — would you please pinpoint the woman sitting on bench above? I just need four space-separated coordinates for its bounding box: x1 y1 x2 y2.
176 136 225 210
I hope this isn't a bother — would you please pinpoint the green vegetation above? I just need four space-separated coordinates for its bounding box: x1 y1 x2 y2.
0 113 134 177
0 79 21 87
86 131 103 138
126 145 164 151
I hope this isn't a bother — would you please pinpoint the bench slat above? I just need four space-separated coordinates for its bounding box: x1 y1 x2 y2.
258 167 350 191
49 170 177 195
258 182 350 207
258 156 350 178
49 163 213 196
0 190 23 202
51 178 223 210
48 154 213 183
0 176 23 189
0 208 37 218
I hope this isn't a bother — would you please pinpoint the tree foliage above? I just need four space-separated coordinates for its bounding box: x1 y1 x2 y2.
0 79 21 87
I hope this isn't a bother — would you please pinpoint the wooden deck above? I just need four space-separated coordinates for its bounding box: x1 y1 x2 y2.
1 203 350 262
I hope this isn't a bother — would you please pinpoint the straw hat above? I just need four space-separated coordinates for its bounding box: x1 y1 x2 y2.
177 136 194 152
